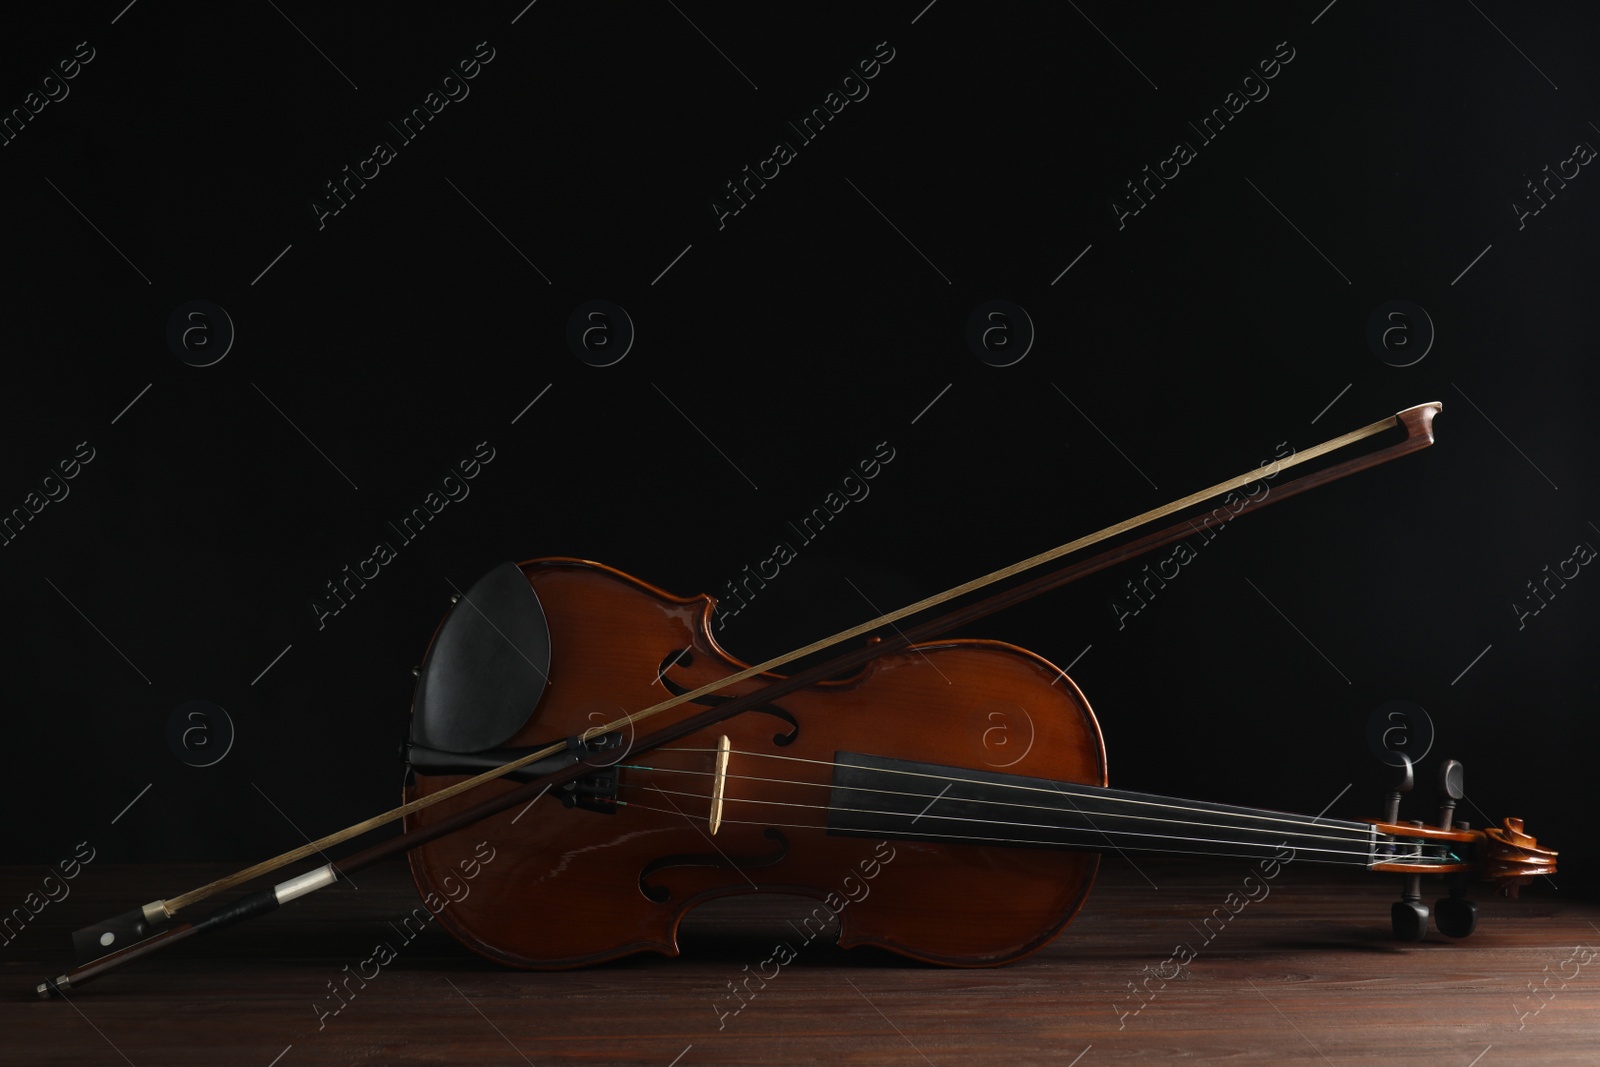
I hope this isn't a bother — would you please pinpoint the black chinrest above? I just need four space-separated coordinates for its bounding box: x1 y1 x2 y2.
410 562 551 754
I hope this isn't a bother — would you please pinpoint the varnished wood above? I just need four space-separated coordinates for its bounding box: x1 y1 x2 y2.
1483 818 1560 896
405 559 1108 968
402 548 1550 970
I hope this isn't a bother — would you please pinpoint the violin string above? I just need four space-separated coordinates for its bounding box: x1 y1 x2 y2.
621 782 1398 863
612 800 1393 867
614 766 1377 850
628 749 1378 840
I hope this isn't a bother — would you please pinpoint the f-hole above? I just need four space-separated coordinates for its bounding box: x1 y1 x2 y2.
656 649 799 746
638 828 790 903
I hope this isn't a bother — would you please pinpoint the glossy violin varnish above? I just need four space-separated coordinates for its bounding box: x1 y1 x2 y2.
404 558 1107 968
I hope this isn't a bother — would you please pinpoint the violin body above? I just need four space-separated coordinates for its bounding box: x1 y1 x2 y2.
404 557 1107 968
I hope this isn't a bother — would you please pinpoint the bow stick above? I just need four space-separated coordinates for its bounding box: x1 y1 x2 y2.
39 402 1441 995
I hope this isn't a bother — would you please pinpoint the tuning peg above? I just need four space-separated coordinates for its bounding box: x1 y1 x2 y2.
1435 885 1478 938
1392 902 1429 941
1391 870 1429 941
1436 759 1464 830
1381 753 1413 824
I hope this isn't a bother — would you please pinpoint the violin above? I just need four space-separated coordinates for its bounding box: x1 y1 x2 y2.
37 401 1556 991
400 555 1554 968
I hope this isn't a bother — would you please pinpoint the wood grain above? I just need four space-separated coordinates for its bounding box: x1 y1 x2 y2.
5 855 1595 1065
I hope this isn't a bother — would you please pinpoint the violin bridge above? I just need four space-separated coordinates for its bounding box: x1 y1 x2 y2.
709 734 731 835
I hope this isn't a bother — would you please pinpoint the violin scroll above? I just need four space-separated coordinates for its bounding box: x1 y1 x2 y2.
1480 817 1558 899
1364 755 1556 939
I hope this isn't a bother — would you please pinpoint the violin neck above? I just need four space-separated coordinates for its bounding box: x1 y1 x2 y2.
828 752 1381 869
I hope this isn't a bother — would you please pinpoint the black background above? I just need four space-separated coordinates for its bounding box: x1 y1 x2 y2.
3 0 1594 901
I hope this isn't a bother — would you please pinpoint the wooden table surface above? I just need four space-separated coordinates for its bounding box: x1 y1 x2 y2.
3 858 1596 1066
